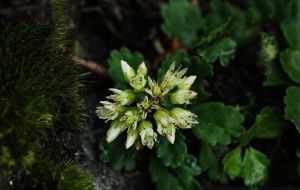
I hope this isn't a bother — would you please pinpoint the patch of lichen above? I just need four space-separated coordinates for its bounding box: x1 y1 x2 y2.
0 17 84 175
12 159 96 190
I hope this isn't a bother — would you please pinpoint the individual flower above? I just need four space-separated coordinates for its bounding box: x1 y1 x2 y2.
137 96 151 119
137 95 151 110
96 101 125 122
106 120 127 143
119 108 141 130
154 109 178 144
170 107 198 129
138 121 157 149
165 124 176 144
107 88 136 105
145 77 162 97
160 62 188 91
121 60 147 92
170 89 197 104
129 74 147 92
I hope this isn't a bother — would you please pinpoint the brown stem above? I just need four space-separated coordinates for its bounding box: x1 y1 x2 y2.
73 56 109 78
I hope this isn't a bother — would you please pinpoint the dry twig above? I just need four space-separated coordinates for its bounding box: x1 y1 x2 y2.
73 56 109 78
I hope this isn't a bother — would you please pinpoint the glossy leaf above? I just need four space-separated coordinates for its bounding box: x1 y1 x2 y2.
252 106 286 139
246 0 276 22
199 144 223 181
242 147 270 186
149 156 184 190
280 49 300 84
222 146 242 180
194 18 231 48
192 102 244 146
263 61 292 86
149 154 201 190
156 133 187 168
284 86 300 133
280 0 300 51
197 37 236 67
177 154 202 190
240 106 287 146
246 0 292 23
161 0 205 46
186 56 214 82
204 0 257 45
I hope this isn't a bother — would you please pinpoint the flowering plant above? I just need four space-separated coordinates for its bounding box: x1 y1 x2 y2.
96 0 300 189
96 61 198 149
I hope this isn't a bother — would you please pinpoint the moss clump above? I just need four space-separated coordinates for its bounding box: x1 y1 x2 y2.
0 22 84 175
12 160 96 190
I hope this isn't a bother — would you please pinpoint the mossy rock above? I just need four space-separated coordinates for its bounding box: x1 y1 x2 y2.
11 160 96 190
0 22 84 175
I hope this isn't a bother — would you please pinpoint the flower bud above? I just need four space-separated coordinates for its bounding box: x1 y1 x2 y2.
106 120 127 143
121 60 136 82
170 107 198 129
170 89 197 105
107 88 135 105
146 77 162 97
154 110 169 133
134 139 142 150
138 121 157 149
120 108 141 130
153 86 162 96
125 127 139 149
137 96 152 119
96 101 125 122
130 74 147 92
166 124 176 144
154 110 178 138
177 76 197 90
137 62 147 76
137 96 151 110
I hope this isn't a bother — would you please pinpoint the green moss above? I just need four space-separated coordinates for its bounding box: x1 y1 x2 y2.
14 160 96 190
0 21 84 174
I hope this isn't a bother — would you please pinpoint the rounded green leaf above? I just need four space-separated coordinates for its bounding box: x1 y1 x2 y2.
177 154 202 190
156 133 187 168
197 37 237 67
284 86 300 133
222 146 242 180
263 61 292 86
253 106 286 139
192 102 245 146
280 49 300 84
161 0 205 46
149 156 184 190
199 144 223 181
242 147 270 186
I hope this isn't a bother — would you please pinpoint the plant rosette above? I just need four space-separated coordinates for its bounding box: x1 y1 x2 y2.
96 61 198 149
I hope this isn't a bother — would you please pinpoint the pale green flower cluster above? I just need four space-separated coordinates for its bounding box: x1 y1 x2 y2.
96 60 198 149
